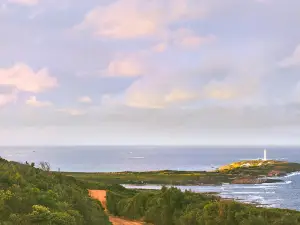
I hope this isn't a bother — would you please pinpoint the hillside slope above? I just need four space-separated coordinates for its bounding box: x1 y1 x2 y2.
0 157 111 225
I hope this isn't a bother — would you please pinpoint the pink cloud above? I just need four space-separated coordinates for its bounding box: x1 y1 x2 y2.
26 96 53 107
0 63 58 93
76 0 207 39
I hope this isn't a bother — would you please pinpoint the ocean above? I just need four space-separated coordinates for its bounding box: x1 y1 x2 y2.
1 146 300 211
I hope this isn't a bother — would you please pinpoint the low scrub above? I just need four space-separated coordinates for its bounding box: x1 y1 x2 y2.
107 185 300 225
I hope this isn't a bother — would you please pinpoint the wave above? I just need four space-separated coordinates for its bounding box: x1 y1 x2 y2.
222 184 276 189
230 192 261 194
255 180 292 185
284 172 300 178
223 191 275 195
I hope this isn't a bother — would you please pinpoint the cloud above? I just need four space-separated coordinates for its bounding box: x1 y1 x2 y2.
25 96 52 107
57 108 86 116
150 29 216 52
152 43 168 53
3 0 300 145
75 0 207 39
203 83 237 100
8 0 39 6
102 55 145 77
164 89 199 104
78 96 92 104
171 29 216 48
75 0 158 39
122 72 200 108
124 88 197 109
123 77 259 109
118 53 265 109
203 79 258 101
279 44 300 68
0 90 17 107
0 63 58 93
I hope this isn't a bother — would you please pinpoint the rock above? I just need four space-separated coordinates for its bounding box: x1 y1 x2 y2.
231 177 283 184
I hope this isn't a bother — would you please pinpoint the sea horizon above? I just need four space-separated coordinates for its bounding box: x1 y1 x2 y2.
1 145 300 172
1 144 300 148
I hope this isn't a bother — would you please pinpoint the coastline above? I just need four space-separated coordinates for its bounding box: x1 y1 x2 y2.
62 160 300 212
64 160 300 186
2 155 300 225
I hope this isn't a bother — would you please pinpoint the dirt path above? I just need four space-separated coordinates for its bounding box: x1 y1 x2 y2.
89 190 142 225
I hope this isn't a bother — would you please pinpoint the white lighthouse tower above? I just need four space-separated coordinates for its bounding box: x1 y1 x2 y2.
263 149 267 161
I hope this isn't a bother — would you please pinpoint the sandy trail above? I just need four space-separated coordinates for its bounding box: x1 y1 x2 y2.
89 190 142 225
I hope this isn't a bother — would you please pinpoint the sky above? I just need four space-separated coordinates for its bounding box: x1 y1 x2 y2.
0 0 300 146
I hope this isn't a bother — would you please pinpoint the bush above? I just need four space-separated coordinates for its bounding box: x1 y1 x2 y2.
106 186 300 225
0 157 111 225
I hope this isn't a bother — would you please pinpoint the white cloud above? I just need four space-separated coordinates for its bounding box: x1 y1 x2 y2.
75 0 158 39
76 0 207 39
164 89 199 103
171 29 216 48
119 55 265 109
103 55 145 77
57 108 86 116
123 77 258 109
78 96 92 104
150 30 216 52
150 29 216 52
0 90 17 107
26 96 52 107
203 81 240 100
8 0 39 6
279 44 300 68
123 73 200 109
0 63 58 93
124 78 169 108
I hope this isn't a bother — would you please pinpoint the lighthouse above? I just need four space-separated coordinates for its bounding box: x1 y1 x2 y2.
263 149 267 161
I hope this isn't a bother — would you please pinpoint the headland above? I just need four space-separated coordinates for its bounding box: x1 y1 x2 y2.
65 159 300 186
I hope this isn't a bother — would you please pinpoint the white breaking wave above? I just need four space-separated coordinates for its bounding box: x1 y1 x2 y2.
284 172 300 178
228 192 275 195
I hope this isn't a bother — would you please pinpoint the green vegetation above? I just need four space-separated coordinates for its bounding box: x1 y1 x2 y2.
64 160 300 185
0 157 111 225
219 160 300 175
106 186 300 225
64 170 230 185
2 156 300 224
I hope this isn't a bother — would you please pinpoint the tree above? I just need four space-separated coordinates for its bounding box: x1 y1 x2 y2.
39 162 51 172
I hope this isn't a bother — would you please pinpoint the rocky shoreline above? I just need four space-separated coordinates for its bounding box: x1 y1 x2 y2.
231 177 283 184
